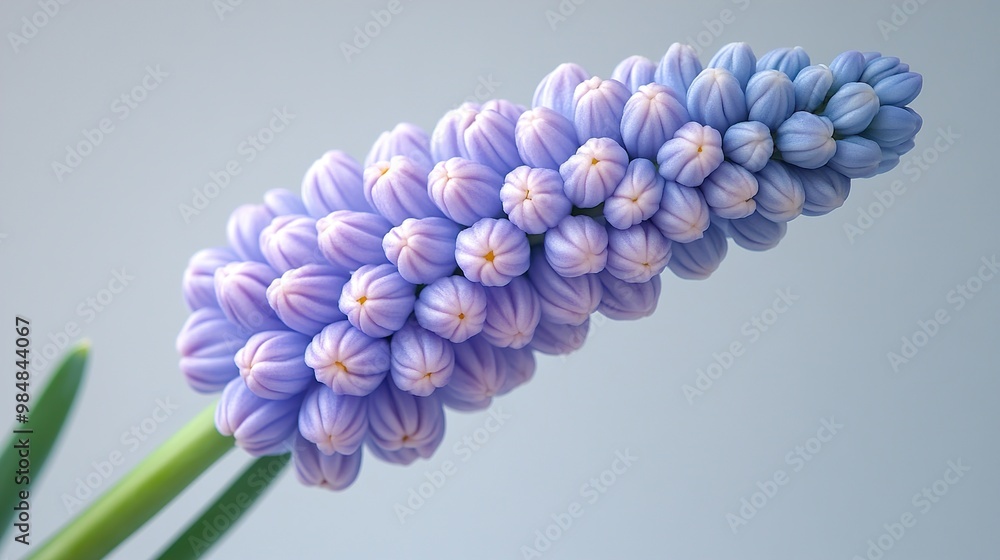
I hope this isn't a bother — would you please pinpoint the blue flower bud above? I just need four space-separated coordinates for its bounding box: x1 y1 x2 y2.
339 264 416 338
722 121 773 173
605 221 672 283
259 215 323 273
544 215 608 277
753 160 805 222
700 161 759 219
482 276 542 349
363 155 443 226
226 204 273 263
533 62 590 122
597 270 661 320
604 159 665 230
263 188 307 217
481 99 527 123
829 51 866 92
727 211 787 251
654 43 703 97
826 135 882 179
430 103 479 162
427 157 504 226
455 218 530 287
877 148 900 174
560 137 629 208
861 105 922 148
305 320 390 396
756 46 810 80
860 56 905 85
365 123 433 169
822 82 880 135
686 68 748 133
611 55 657 92
514 107 579 170
414 275 487 343
216 377 300 456
745 70 795 130
214 261 284 332
573 77 631 144
316 210 391 272
666 223 729 280
292 434 362 490
496 346 536 395
301 151 372 218
183 247 237 311
367 380 445 460
656 122 724 187
500 166 572 234
526 249 601 325
872 72 922 107
464 109 523 176
651 180 710 243
298 384 368 455
531 319 589 355
439 336 506 411
177 308 245 393
621 84 690 160
382 217 461 285
236 330 314 400
774 112 836 169
708 42 757 91
266 264 348 335
798 166 851 217
390 320 455 397
793 64 834 112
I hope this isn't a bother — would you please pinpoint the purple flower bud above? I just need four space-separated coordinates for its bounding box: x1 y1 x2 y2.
774 112 837 169
216 377 300 456
363 155 442 226
793 64 834 112
340 264 416 338
365 123 433 169
722 121 773 173
177 308 246 393
821 82 880 136
390 320 455 397
533 62 590 122
620 84 690 160
481 276 542 349
367 381 445 460
301 151 371 218
861 106 922 148
263 188 307 217
292 434 362 490
306 320 390 396
382 217 461 285
826 135 883 179
872 72 922 107
530 319 589 355
214 261 284 332
753 160 805 222
611 55 657 92
526 249 601 325
605 221 672 283
226 204 273 263
414 275 488 343
666 223 729 280
597 270 661 320
439 336 506 411
700 161 759 219
708 42 757 90
298 384 368 455
464 109 523 176
654 43 703 97
259 215 322 273
235 330 314 400
862 51 882 64
514 107 579 170
797 166 851 217
366 441 421 465
427 157 504 226
656 122 724 187
573 77 631 144
686 68 748 133
860 56 906 85
266 264 348 336
745 70 795 130
651 180 710 243
501 166 572 234
431 103 479 162
315 210 391 271
497 345 536 394
183 247 237 311
455 218 530 287
481 99 527 123
727 211 787 251
544 215 608 277
756 46 810 80
560 137 629 208
604 159 665 230
829 51 866 92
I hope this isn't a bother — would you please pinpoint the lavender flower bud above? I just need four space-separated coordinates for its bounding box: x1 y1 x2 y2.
651 180 710 243
708 42 753 86
367 381 445 459
366 123 433 169
544 215 608 277
366 442 421 466
526 249 601 325
533 62 590 122
774 112 837 169
530 319 589 355
861 106 922 148
263 188 307 217
183 247 237 311
753 160 805 222
292 434 362 490
481 99 527 123
722 121 773 173
414 275 488 343
666 224 729 280
656 122 724 187
305 320 390 396
298 384 368 455
177 308 246 393
339 264 416 338
464 109 523 176
620 84 690 160
727 211 787 251
214 261 284 332
821 82 880 136
390 320 455 397
873 72 923 107
382 217 461 285
560 137 629 208
236 330 314 400
745 70 795 130
700 161 759 219
497 346 536 395
430 103 479 162
455 218 530 287
316 210 392 271
439 336 506 411
481 276 542 349
829 51 866 91
259 215 322 273
427 157 503 226
514 107 579 170
797 166 851 217
826 135 883 179
605 221 672 283
860 56 906 85
363 155 442 226
266 264 348 336
611 55 657 92
686 68 748 133
756 47 810 80
654 43 703 97
573 77 631 144
501 166 572 234
301 151 371 218
604 159 665 229
216 377 300 456
226 204 273 263
597 270 661 320
793 64 834 112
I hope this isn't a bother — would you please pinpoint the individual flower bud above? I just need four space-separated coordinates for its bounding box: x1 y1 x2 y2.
656 122 724 187
573 77 631 144
390 320 455 397
774 112 837 169
533 62 590 122
708 42 757 90
236 330 314 400
597 270 661 320
651 180 710 243
481 99 527 123
292 434 362 491
611 55 657 92
722 121 773 173
826 135 883 179
500 166 572 234
861 106 922 148
301 151 372 218
216 377 301 456
544 215 608 277
414 275 488 343
860 56 906 85
604 159 665 229
365 122 433 169
183 247 237 311
753 160 806 222
872 72 922 107
481 276 542 349
259 215 322 273
298 384 368 455
514 107 579 170
526 249 601 325
654 43 703 97
686 68 748 133
666 224 729 280
560 137 629 208
339 264 416 338
367 380 446 460
363 155 443 226
798 166 851 217
793 64 834 112
700 161 759 219
263 188 307 217
266 264 348 336
727 211 787 251
877 148 901 174
745 70 795 130
821 82 880 135
177 308 246 393
497 345 536 394
439 336 506 411
226 203 273 262
382 217 461 285
620 84 690 160
829 51 866 92
862 51 882 64
455 218 530 287
530 319 589 355
430 103 479 162
427 157 504 226
214 261 284 332
315 210 391 272
605 221 672 283
756 46 810 80
306 320 390 396
464 109 522 176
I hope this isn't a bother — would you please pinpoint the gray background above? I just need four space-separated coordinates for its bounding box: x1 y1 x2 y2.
2 0 997 558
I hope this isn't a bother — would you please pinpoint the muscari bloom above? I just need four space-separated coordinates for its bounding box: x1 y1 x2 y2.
178 42 923 491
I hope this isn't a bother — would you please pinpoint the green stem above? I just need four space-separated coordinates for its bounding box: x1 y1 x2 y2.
29 403 233 560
